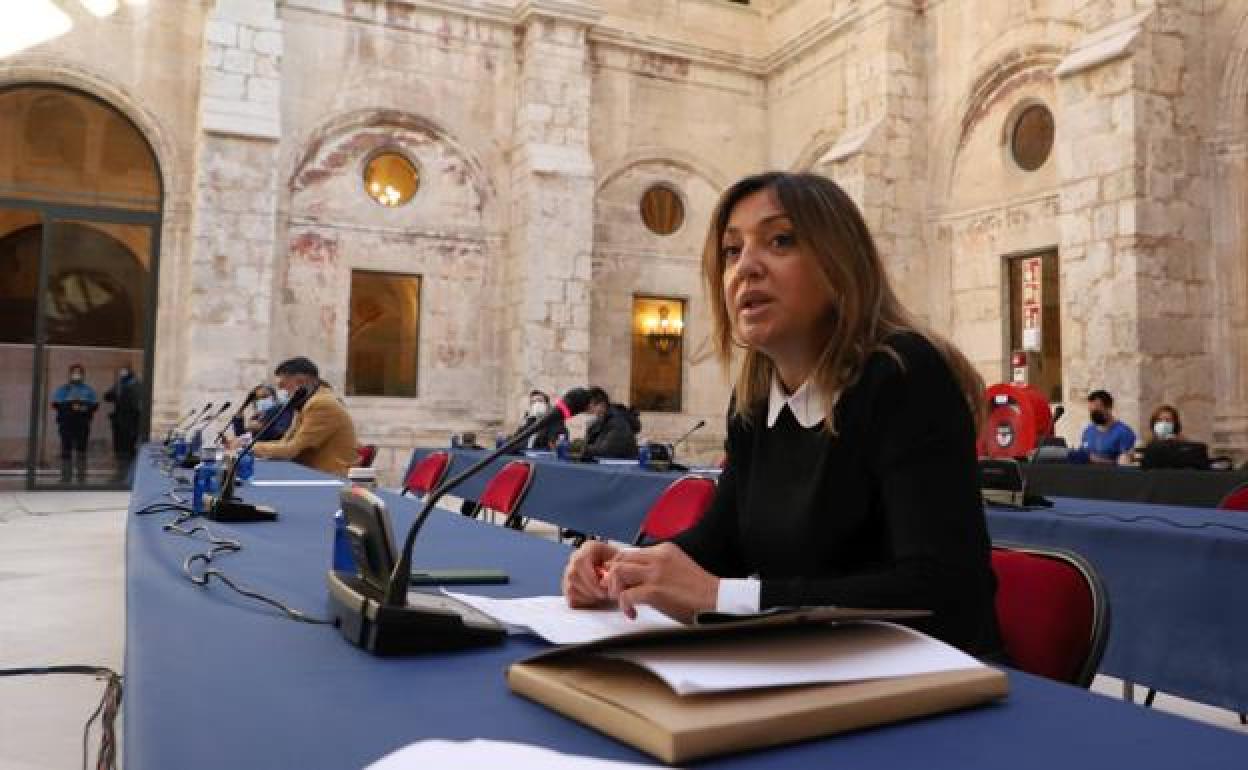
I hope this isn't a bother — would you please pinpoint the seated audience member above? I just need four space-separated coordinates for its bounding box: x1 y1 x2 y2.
245 357 359 477
513 390 569 450
584 387 641 459
562 171 1003 657
1147 404 1183 444
1080 390 1136 464
241 384 294 441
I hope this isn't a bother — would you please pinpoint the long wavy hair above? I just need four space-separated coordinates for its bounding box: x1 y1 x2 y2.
701 171 984 432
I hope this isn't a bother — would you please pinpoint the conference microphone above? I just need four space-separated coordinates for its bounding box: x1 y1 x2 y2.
216 388 261 444
166 403 211 444
672 419 706 450
164 406 200 445
204 385 310 523
328 387 592 655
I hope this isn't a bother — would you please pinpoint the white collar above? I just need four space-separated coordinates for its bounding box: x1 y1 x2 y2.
766 374 830 429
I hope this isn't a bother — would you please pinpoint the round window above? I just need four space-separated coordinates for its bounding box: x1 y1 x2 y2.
1011 105 1055 172
363 152 419 207
640 185 685 236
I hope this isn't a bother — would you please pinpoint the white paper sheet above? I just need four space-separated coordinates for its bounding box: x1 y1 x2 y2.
365 739 669 769
443 592 680 645
247 479 345 487
601 621 985 695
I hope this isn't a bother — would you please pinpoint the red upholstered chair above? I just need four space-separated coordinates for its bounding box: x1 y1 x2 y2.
477 460 535 530
1218 483 1248 511
402 451 450 498
633 476 718 546
355 444 378 468
991 544 1109 688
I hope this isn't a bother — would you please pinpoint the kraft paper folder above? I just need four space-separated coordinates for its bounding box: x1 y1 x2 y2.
507 608 1009 765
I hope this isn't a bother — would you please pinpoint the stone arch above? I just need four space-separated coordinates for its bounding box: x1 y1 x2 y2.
789 129 842 173
285 108 497 229
595 147 729 198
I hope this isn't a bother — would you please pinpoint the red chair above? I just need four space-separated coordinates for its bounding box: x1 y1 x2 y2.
991 544 1109 688
477 460 534 530
633 476 717 545
402 450 450 498
355 444 378 468
1218 482 1248 511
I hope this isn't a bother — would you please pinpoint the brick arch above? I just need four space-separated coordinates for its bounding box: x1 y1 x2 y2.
595 148 728 197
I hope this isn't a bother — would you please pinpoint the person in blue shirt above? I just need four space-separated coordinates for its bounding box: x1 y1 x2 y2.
1080 389 1136 464
51 363 99 484
239 384 294 441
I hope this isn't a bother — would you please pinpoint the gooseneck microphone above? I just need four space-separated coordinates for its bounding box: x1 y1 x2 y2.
216 388 260 445
672 419 706 450
327 388 591 655
165 404 210 444
205 385 309 522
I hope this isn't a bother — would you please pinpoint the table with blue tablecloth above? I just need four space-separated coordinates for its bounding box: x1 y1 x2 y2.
123 451 1247 769
987 496 1248 713
406 447 710 543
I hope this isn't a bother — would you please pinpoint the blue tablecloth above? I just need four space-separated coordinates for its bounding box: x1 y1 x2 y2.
988 496 1248 712
124 452 1248 769
406 447 703 542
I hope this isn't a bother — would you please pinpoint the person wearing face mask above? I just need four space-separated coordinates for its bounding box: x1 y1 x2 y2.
50 364 99 484
1147 405 1183 443
241 384 294 442
583 387 642 460
242 357 359 477
1080 390 1137 465
562 172 1002 658
104 364 143 483
512 390 569 451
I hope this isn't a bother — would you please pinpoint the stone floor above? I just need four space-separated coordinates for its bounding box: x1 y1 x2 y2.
1 490 1245 770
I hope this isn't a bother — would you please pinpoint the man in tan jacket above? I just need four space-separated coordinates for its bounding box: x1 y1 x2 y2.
250 357 358 477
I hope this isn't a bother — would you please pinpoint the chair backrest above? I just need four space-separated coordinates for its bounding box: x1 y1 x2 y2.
478 460 534 516
403 451 449 497
1218 482 1248 511
356 444 378 468
634 476 717 545
991 544 1109 688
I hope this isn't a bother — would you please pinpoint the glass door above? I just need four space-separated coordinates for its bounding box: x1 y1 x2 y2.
0 207 41 487
30 217 156 488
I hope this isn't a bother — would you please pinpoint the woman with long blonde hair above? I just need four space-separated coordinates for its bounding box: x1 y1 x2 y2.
563 172 1002 656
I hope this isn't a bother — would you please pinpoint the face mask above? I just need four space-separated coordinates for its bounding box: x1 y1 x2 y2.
1090 409 1108 426
276 389 291 405
70 372 83 383
1154 420 1175 438
530 401 548 417
118 369 130 380
255 397 275 413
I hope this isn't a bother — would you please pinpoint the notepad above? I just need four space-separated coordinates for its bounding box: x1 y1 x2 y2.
599 621 985 695
442 592 680 645
365 739 664 770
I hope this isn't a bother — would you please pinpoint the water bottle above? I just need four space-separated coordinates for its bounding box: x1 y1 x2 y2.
172 431 189 464
191 453 219 515
638 438 651 469
555 434 570 461
333 467 378 574
495 432 506 449
236 451 255 482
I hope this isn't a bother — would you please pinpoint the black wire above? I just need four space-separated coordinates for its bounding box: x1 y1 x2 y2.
992 504 1248 536
0 666 122 770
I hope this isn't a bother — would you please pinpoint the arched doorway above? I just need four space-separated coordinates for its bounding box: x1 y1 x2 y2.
0 84 162 489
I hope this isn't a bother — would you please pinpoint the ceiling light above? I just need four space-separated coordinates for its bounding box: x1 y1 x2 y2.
0 1 72 59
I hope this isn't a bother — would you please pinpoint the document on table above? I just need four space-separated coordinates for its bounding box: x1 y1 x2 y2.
600 621 986 695
365 739 671 769
443 591 680 644
247 480 345 487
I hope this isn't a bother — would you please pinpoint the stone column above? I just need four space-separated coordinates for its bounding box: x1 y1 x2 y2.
183 0 283 407
816 0 928 320
502 1 601 424
1054 4 1212 442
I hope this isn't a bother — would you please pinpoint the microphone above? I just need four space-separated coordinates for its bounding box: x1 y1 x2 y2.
166 403 211 444
163 406 200 445
1052 405 1066 425
328 387 592 654
204 385 309 522
216 388 261 444
672 419 706 450
180 402 232 467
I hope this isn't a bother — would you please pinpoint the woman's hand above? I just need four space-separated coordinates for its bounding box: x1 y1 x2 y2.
562 540 619 608
601 543 718 623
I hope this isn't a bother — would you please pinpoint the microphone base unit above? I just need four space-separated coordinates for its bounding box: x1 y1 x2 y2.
204 494 278 522
327 570 505 656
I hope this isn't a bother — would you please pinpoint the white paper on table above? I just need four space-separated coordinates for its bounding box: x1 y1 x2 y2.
599 621 986 695
247 479 345 487
443 592 680 645
364 739 670 770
